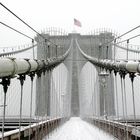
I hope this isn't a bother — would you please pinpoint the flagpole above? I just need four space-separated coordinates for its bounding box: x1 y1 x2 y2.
73 19 76 33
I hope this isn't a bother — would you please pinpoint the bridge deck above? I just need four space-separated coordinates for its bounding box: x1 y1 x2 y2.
43 117 115 140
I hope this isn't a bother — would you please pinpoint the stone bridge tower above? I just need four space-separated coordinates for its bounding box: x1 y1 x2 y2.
35 32 115 117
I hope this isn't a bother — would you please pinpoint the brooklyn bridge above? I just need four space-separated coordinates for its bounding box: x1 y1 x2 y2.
1 2 140 140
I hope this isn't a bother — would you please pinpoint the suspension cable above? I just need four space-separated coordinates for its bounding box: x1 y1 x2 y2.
0 2 57 46
0 21 34 40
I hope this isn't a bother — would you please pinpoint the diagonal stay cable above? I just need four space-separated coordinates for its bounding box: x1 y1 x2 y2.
0 21 34 40
102 25 140 46
0 2 57 46
115 34 140 44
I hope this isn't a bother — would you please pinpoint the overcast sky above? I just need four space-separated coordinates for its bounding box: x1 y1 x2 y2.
1 0 140 47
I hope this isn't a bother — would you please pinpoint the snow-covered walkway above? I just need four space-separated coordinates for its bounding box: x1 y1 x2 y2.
43 117 115 140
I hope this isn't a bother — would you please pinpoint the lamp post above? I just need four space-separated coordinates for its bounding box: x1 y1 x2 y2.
47 42 51 58
98 43 102 60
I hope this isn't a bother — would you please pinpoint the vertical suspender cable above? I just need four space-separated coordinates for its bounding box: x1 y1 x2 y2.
29 74 34 140
41 74 45 138
58 64 60 119
56 68 58 120
44 71 48 137
50 68 54 134
120 74 126 140
50 71 52 119
35 75 41 140
114 73 119 120
47 70 50 139
1 78 10 140
90 45 93 116
109 72 115 137
49 69 52 135
19 79 24 140
51 69 54 119
114 72 120 138
56 67 58 119
2 90 6 140
120 75 125 120
94 79 96 118
59 63 62 121
18 75 25 140
130 73 137 140
29 40 35 140
53 70 56 119
123 76 129 140
57 67 59 127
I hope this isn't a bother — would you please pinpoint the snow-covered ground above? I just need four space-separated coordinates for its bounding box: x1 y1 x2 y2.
43 117 116 140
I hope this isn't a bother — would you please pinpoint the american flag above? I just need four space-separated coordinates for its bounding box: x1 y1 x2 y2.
74 18 82 27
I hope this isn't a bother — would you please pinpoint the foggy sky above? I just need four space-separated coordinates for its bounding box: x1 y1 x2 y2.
1 0 140 47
